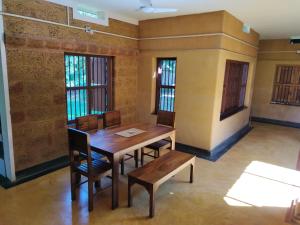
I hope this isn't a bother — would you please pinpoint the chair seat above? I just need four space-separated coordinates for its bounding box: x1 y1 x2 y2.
91 152 105 161
74 151 104 161
146 139 171 150
75 159 111 176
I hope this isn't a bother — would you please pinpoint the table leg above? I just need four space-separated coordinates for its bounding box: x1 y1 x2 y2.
190 164 194 183
111 154 120 209
170 131 176 150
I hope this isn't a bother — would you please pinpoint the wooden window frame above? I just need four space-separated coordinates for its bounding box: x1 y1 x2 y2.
154 58 177 114
271 65 300 106
64 53 113 123
220 60 249 120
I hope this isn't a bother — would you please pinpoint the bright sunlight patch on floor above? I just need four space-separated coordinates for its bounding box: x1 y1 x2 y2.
224 161 300 208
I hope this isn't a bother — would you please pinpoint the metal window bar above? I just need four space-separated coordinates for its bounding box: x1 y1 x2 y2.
64 53 113 123
155 58 177 113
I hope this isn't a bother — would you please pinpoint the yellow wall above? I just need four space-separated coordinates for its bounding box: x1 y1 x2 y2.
138 50 220 149
211 51 257 148
137 11 259 151
252 39 300 123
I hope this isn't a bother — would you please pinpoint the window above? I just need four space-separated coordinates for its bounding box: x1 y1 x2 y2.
155 58 177 113
73 6 109 26
221 60 249 120
271 65 300 106
64 54 113 122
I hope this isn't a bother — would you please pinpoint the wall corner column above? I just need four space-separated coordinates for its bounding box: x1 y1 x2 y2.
0 0 16 181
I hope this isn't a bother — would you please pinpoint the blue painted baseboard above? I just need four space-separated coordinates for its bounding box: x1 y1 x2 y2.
0 143 3 159
251 117 300 129
176 124 253 162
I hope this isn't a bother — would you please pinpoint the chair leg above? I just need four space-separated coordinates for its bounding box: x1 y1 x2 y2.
71 170 76 201
134 150 139 168
141 148 144 166
190 164 194 183
88 179 94 212
74 154 81 184
95 179 101 189
154 150 158 158
157 149 160 158
120 157 125 175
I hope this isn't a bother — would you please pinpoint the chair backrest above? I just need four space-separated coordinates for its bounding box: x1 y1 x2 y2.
75 115 98 131
68 128 91 156
157 110 176 128
103 110 121 128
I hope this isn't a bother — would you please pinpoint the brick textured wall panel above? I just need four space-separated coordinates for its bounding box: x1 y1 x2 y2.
3 0 68 24
4 0 139 171
4 0 138 39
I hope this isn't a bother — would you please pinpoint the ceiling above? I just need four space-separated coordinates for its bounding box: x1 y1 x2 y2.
58 0 300 39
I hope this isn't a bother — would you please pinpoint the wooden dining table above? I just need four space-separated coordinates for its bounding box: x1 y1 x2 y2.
89 122 176 209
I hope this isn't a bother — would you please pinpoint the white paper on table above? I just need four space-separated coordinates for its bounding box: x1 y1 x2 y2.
115 128 146 137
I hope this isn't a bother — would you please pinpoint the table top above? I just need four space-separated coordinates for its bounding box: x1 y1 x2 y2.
89 123 175 155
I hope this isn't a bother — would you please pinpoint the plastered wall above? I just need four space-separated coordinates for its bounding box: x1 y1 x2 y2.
252 39 300 123
137 11 259 150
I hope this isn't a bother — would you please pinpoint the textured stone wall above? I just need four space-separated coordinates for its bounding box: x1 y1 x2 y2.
3 0 138 171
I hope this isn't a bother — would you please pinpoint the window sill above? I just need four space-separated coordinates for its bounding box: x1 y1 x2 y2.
270 102 300 107
220 106 248 121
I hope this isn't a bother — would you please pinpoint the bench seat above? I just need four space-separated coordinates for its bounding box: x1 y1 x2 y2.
128 150 195 218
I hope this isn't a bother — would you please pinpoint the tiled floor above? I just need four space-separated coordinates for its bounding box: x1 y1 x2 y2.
0 122 299 225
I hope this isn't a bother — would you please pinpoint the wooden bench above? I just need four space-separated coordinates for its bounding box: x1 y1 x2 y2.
127 150 195 218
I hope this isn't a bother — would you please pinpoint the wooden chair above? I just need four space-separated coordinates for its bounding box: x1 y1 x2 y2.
68 128 111 212
75 114 99 132
103 110 139 175
75 115 104 161
141 110 175 166
103 110 121 128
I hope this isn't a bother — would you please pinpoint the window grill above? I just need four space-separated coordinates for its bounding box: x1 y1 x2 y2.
221 60 249 120
155 58 177 113
64 54 113 122
271 65 300 106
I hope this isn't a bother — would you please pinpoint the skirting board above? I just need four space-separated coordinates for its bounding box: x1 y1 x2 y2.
251 117 300 129
176 124 253 162
0 158 5 177
0 140 3 159
0 155 69 189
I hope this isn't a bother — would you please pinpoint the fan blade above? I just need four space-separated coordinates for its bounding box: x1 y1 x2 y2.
141 7 178 13
139 0 152 7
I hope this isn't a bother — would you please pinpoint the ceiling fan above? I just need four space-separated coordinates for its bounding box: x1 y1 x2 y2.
137 0 178 13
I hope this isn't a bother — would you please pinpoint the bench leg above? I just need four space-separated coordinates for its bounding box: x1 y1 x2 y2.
128 179 133 207
190 164 194 183
149 186 155 218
